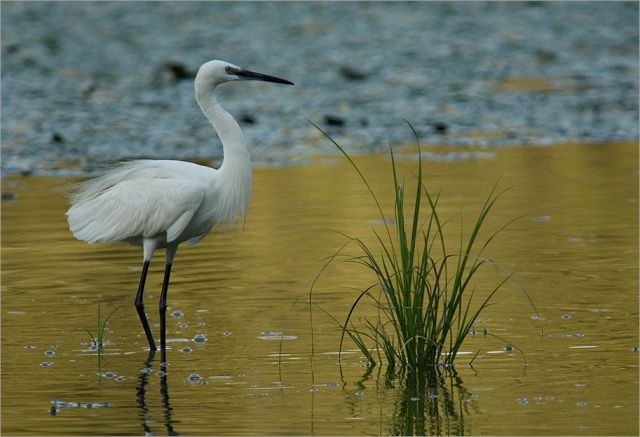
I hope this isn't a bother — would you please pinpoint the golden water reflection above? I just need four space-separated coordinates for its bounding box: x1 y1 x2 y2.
2 141 638 435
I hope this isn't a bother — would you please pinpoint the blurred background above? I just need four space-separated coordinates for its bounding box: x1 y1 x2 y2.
2 1 638 175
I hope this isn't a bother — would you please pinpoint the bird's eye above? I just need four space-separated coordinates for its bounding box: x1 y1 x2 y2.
225 66 232 74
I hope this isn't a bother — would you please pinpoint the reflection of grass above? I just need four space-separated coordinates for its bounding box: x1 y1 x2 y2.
387 369 471 435
310 120 534 376
83 297 121 367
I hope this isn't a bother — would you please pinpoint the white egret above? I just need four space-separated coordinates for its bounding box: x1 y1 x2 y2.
66 60 294 365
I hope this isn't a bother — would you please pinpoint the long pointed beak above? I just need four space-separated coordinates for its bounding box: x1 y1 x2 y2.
233 68 294 85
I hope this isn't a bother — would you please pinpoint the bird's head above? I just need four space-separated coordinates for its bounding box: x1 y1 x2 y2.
195 60 294 91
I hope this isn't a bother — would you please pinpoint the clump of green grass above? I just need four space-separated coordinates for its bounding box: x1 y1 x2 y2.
310 120 534 375
83 297 121 366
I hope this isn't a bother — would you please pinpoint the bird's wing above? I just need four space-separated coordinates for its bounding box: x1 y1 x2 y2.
67 178 206 244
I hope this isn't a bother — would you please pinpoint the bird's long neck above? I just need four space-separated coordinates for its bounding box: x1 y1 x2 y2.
196 89 252 175
196 87 252 224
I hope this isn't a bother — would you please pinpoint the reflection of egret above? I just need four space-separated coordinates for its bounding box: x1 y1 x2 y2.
136 351 178 435
67 60 294 364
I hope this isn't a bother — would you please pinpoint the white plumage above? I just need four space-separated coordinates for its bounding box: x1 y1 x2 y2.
66 60 293 363
67 158 248 247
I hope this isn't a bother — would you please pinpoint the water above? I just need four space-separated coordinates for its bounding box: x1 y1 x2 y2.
2 142 638 435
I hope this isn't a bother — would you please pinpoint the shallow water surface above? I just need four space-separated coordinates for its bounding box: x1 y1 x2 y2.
2 142 638 435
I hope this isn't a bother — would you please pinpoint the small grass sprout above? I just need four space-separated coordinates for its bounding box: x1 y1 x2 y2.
309 120 536 376
83 297 122 366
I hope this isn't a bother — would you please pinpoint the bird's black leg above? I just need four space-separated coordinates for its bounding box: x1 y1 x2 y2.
135 261 156 351
159 262 173 366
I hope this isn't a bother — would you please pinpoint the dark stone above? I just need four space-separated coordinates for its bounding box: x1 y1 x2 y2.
535 49 557 63
51 132 65 144
339 66 368 81
81 82 98 99
1 193 16 201
3 43 20 54
324 114 346 126
238 113 256 124
21 55 36 67
160 61 196 83
433 122 448 134
42 37 60 54
505 130 518 139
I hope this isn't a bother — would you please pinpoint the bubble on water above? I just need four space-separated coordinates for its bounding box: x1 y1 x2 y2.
575 383 586 387
549 332 584 338
40 361 53 367
79 402 109 409
103 371 116 379
531 315 545 321
428 393 438 400
250 384 258 388
223 331 232 337
24 345 36 350
44 350 55 356
260 392 269 396
534 396 543 401
140 367 153 375
185 373 202 383
115 376 125 382
52 399 109 410
198 322 207 327
533 215 551 222
210 375 233 382
410 396 420 401
309 387 319 393
576 401 588 407
545 395 554 400
518 398 528 405
171 310 183 318
91 402 110 408
179 323 189 329
192 334 207 344
156 370 167 377
631 346 639 352
181 346 193 353
355 390 365 397
561 314 572 320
